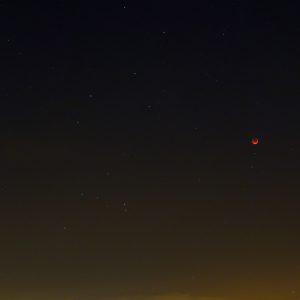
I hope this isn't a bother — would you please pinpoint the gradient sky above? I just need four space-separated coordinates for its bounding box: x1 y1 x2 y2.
0 1 300 299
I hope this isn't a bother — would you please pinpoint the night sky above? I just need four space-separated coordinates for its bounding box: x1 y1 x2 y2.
1 1 300 300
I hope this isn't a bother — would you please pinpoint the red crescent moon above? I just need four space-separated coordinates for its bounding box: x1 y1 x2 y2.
251 137 259 145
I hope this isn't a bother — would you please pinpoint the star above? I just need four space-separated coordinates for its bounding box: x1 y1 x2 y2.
122 201 128 213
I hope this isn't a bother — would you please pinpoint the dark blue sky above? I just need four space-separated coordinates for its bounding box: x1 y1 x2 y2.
0 1 299 299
